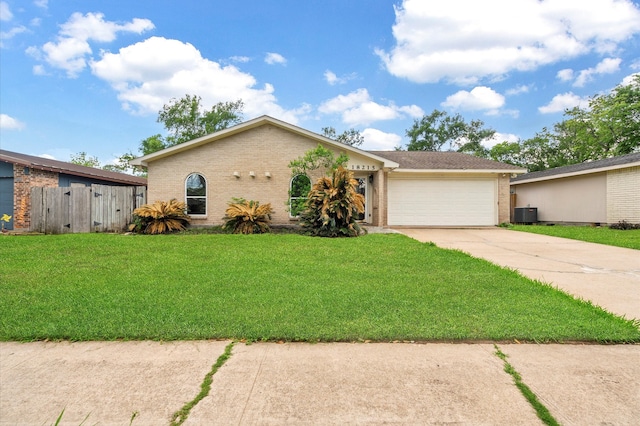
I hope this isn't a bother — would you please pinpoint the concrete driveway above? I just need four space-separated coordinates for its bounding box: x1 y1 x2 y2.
399 228 640 321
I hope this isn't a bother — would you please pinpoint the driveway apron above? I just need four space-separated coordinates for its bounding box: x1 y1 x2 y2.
398 228 640 321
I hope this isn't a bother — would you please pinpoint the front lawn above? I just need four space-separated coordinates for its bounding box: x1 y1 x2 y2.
510 225 640 250
1 233 638 343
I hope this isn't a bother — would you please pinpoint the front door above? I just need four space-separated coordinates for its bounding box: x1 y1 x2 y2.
355 177 366 222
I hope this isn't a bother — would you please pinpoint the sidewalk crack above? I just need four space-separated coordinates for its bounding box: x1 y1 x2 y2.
169 341 235 426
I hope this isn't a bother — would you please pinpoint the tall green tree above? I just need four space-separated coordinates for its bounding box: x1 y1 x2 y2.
406 109 495 152
321 126 364 147
70 152 101 168
140 95 244 155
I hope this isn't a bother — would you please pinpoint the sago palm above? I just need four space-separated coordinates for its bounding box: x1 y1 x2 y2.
132 199 191 234
223 199 274 234
301 166 364 237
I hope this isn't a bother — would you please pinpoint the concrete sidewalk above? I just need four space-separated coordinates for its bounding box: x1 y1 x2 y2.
399 228 640 321
2 341 639 425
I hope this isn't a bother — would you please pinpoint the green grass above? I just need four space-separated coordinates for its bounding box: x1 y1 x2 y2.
1 233 638 343
510 225 640 250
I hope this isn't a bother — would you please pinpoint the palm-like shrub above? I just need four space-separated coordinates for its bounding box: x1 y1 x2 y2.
132 199 191 234
223 199 274 234
300 166 365 237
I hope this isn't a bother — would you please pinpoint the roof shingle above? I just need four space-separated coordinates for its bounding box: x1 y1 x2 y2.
0 149 147 186
368 151 525 171
511 152 640 182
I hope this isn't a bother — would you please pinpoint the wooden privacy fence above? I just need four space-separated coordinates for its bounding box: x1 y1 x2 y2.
31 184 147 234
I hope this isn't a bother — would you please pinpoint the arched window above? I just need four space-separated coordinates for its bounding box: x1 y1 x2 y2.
185 173 207 216
289 174 311 217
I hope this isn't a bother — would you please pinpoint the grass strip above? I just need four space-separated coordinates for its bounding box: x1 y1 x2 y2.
169 341 235 426
510 225 640 250
494 345 559 426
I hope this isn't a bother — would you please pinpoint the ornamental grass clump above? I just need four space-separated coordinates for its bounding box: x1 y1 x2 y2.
301 166 364 237
223 199 274 234
132 199 191 234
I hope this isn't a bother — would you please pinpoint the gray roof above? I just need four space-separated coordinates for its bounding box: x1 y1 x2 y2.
511 152 640 183
0 149 147 185
368 151 525 171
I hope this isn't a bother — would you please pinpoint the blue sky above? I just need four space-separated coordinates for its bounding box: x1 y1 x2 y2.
1 0 639 167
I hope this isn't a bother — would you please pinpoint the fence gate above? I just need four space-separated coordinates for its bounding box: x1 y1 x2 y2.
31 185 146 234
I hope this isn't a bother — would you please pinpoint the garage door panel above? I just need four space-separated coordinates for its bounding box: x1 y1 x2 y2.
388 178 496 226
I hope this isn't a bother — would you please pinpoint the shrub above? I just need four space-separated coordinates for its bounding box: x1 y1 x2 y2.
132 199 191 234
609 220 640 230
300 166 365 237
223 199 274 234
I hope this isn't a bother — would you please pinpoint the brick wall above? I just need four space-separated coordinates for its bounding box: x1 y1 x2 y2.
607 166 640 224
497 173 511 224
147 124 364 226
13 166 58 229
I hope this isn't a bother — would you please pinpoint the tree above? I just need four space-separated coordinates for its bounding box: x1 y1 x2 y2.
511 75 640 172
288 144 349 177
321 126 364 147
70 152 100 168
159 95 244 147
139 95 244 155
287 144 349 216
405 109 495 152
300 166 364 237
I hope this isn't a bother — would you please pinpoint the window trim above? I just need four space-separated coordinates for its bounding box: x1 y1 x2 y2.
185 173 207 217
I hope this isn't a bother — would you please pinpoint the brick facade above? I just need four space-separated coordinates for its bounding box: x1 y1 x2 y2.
147 124 382 226
13 165 58 229
607 166 640 224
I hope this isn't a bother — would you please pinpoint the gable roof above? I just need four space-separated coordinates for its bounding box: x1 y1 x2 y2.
0 149 147 186
130 115 400 169
511 152 640 184
369 151 527 173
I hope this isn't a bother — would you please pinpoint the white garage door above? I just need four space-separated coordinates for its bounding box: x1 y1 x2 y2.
388 177 497 226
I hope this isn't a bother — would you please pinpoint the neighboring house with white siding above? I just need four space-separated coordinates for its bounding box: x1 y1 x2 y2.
510 153 640 225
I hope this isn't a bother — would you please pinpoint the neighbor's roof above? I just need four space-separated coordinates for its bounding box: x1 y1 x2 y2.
130 115 400 169
0 149 147 185
369 151 527 173
511 152 640 184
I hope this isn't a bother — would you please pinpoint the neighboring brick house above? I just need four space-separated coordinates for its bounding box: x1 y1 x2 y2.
130 115 525 228
0 150 147 231
510 152 640 225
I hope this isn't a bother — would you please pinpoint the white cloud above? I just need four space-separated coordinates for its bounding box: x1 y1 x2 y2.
484 132 519 149
90 36 303 123
229 55 250 63
631 59 640 70
556 69 575 82
1 25 26 43
32 12 154 77
34 0 48 8
441 86 505 113
32 64 47 75
621 72 640 86
0 114 25 130
505 84 532 96
265 52 286 65
377 0 640 84
539 92 589 114
0 1 12 21
361 128 402 151
318 88 423 126
573 57 622 87
324 70 356 85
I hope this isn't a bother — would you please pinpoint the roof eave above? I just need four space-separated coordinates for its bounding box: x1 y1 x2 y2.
511 161 640 185
394 168 527 174
130 115 399 168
